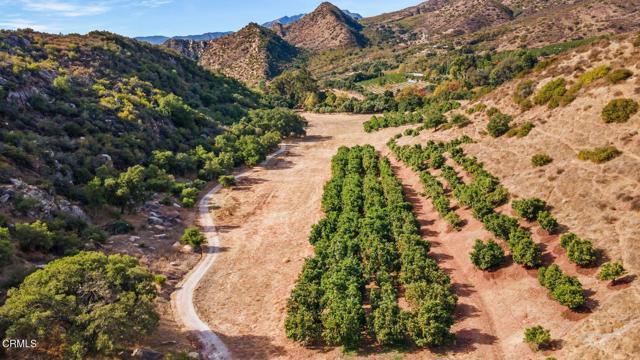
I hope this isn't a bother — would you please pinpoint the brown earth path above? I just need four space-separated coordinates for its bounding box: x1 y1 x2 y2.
191 113 607 360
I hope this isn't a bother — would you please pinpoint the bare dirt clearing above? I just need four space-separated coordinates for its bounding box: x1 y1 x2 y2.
194 113 410 360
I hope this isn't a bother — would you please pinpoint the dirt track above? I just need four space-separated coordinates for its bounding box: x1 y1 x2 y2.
191 112 629 359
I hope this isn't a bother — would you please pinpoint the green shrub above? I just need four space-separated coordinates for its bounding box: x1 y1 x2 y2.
450 114 471 128
537 211 558 233
486 107 500 117
180 227 206 249
0 227 14 265
13 195 40 216
180 187 199 208
598 261 626 283
218 175 236 188
531 153 552 167
103 220 134 235
601 98 639 123
560 233 596 266
444 211 463 231
466 103 487 114
81 227 107 244
14 220 54 252
512 198 547 221
513 80 535 111
578 146 622 163
607 68 633 84
524 325 551 351
470 239 505 270
533 78 566 108
52 75 71 92
506 122 534 138
153 274 167 286
487 113 512 137
578 65 610 86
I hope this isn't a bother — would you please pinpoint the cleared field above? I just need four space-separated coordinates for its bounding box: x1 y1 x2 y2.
192 110 638 359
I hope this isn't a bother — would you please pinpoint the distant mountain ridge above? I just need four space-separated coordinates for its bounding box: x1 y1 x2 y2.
135 32 232 45
136 8 361 45
274 2 367 51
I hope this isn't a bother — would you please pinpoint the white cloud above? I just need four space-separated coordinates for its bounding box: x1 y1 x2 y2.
0 18 50 31
20 1 109 17
137 0 172 7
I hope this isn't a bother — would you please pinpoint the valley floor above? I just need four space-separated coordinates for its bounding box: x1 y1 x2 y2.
190 112 638 359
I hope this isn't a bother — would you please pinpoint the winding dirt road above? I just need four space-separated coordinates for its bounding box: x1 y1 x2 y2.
172 146 288 360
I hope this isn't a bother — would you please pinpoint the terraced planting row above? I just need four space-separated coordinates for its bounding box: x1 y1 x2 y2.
285 145 457 349
363 100 461 132
388 137 592 310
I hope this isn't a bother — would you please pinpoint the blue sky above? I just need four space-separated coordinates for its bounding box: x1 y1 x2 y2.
0 0 420 37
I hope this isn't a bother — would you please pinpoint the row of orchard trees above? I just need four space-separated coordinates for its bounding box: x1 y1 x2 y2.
285 145 456 350
389 137 587 310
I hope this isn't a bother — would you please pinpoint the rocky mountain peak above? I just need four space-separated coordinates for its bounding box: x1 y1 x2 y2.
279 1 366 51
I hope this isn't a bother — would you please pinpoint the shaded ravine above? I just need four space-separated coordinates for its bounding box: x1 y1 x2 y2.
172 145 289 360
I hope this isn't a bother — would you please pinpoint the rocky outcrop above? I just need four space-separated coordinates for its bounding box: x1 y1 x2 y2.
1 179 89 222
278 2 366 52
163 38 209 60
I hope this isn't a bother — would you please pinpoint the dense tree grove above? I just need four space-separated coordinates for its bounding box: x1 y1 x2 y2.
83 108 306 212
363 100 460 132
285 146 456 349
0 252 159 359
390 139 543 268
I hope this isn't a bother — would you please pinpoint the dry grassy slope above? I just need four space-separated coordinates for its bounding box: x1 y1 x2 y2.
405 34 640 358
363 0 514 42
502 0 582 15
485 0 640 51
278 2 366 52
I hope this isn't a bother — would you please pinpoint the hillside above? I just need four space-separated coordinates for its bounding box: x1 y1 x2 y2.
276 2 367 52
361 0 514 43
166 23 299 85
361 0 640 47
0 28 310 359
393 33 640 358
0 29 257 189
472 0 640 51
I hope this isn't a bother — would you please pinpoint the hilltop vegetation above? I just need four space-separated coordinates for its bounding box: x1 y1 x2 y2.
0 28 307 357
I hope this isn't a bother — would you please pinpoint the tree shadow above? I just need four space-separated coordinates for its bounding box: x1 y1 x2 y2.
452 282 476 297
430 252 454 262
454 302 481 321
215 224 240 233
435 328 498 354
234 177 268 191
202 245 230 254
538 243 557 267
300 135 333 143
268 159 295 170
